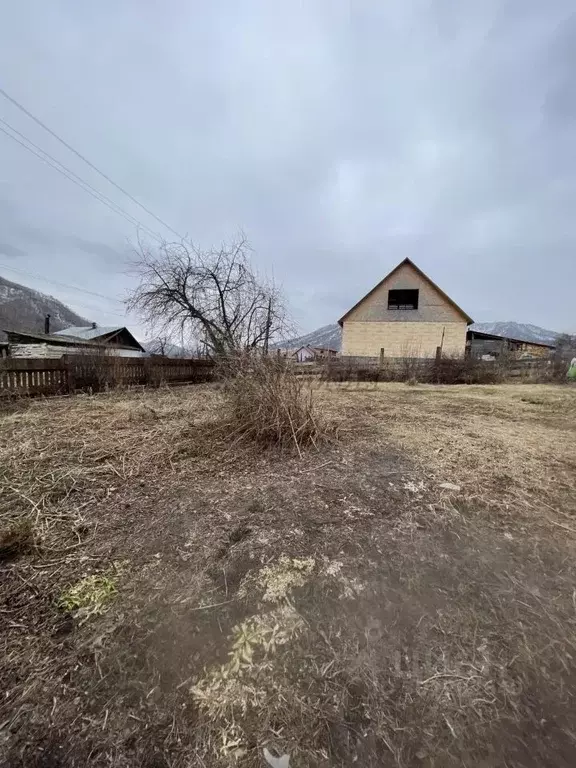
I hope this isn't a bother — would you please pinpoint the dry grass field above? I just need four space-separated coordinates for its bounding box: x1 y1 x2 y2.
1 381 576 767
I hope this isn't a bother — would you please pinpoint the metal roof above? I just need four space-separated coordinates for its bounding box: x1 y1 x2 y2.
467 329 556 348
54 326 122 340
54 325 145 353
3 329 108 347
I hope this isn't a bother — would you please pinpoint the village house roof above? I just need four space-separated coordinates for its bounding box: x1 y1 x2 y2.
338 257 474 326
54 325 121 340
3 329 108 347
467 329 556 349
55 325 145 352
3 329 139 352
293 345 337 355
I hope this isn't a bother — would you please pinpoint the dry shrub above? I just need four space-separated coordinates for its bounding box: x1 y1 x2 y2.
322 359 383 382
322 356 505 385
537 353 573 383
0 390 30 416
432 355 505 384
220 355 328 453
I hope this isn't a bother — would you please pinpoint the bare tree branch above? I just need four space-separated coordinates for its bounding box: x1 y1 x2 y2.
126 235 291 356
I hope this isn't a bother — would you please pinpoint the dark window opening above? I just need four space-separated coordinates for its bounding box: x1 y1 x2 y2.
388 289 419 310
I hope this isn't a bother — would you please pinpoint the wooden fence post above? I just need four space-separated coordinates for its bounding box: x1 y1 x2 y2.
379 348 385 367
64 357 75 394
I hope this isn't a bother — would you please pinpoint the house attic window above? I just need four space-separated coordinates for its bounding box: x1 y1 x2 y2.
388 289 419 310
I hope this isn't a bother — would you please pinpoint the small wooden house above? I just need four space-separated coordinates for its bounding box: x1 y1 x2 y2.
4 324 145 359
293 345 338 363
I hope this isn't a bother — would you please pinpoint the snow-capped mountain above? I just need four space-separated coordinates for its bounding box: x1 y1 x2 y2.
0 275 90 341
277 321 560 352
143 338 191 358
273 324 342 351
468 322 559 345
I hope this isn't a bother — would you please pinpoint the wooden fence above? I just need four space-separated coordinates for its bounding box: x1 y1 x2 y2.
308 356 565 384
0 356 214 397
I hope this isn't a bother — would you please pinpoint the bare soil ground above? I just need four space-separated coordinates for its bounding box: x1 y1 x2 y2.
1 382 576 767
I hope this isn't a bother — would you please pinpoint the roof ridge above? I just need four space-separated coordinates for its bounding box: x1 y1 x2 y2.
338 257 473 326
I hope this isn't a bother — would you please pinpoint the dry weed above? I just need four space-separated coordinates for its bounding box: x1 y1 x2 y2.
220 356 330 454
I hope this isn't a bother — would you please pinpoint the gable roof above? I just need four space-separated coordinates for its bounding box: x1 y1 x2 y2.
294 345 315 354
3 329 109 348
338 257 473 326
55 325 145 352
3 328 142 352
54 325 120 340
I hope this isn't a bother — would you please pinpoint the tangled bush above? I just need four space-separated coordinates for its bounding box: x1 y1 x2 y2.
431 356 505 384
321 355 505 385
220 355 327 453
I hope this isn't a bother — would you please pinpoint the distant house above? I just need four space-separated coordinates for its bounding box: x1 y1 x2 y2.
338 258 473 359
4 324 145 359
293 345 338 363
466 330 555 360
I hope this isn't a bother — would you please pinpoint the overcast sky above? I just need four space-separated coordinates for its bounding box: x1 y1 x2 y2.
0 0 575 337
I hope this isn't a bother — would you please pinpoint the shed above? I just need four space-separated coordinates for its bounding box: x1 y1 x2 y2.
466 330 555 360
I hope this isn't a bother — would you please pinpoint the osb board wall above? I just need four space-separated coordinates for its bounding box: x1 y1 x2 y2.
344 262 467 324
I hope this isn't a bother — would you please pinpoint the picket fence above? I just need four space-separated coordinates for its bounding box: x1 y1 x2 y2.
0 356 214 396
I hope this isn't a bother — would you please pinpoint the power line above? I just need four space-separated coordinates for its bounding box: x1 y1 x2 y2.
0 86 184 240
0 116 156 238
0 261 125 305
0 271 128 321
0 120 162 243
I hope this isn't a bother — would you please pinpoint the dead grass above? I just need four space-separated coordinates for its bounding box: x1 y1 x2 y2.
1 382 576 767
0 517 34 561
0 385 223 555
317 382 576 523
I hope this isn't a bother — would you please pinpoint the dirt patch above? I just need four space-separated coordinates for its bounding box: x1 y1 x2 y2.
1 383 576 767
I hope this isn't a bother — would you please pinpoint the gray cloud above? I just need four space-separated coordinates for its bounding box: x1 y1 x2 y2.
0 243 26 259
0 0 574 336
61 236 129 267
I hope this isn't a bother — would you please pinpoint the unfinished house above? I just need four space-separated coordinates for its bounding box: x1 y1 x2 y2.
338 258 473 359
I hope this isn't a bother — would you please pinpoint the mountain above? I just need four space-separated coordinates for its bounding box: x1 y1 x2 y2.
143 338 191 358
0 275 90 342
273 324 340 351
277 321 560 352
273 324 342 351
468 322 559 345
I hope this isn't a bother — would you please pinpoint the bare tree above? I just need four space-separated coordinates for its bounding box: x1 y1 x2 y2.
153 335 171 357
127 235 291 356
555 333 576 359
